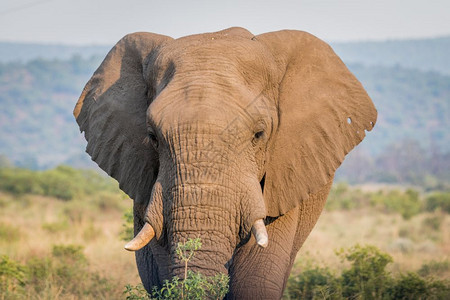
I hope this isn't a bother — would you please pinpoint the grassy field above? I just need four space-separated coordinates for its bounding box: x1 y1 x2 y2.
0 191 139 299
0 167 449 299
302 183 450 275
300 207 449 276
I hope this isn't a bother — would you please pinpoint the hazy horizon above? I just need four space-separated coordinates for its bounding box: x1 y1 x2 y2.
1 0 449 45
1 31 450 47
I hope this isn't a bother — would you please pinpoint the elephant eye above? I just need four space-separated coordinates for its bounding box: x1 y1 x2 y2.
148 132 159 149
254 131 264 139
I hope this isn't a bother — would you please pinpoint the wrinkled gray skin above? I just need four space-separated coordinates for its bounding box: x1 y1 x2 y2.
74 27 377 299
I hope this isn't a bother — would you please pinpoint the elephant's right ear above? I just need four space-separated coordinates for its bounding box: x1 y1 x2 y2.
257 30 377 217
74 32 172 202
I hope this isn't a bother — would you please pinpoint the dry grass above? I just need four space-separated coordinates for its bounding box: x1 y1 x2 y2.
1 185 449 299
299 208 450 277
0 191 140 299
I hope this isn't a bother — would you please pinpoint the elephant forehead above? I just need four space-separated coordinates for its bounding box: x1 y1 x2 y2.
165 33 260 62
154 32 279 85
150 100 248 136
148 84 273 136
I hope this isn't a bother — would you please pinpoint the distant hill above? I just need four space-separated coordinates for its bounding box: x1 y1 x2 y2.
0 56 102 169
332 36 450 75
0 41 110 63
348 63 449 155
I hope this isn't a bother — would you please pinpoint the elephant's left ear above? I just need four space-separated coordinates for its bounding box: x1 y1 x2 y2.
256 30 377 217
74 32 172 203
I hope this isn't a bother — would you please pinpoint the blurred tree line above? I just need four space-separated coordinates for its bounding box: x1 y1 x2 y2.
0 165 119 201
336 139 450 191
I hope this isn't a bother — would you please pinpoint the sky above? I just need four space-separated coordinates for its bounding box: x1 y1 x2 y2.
0 0 449 45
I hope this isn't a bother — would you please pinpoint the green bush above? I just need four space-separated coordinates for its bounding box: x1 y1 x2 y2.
425 192 450 213
284 266 340 300
0 255 27 298
386 272 450 300
0 168 43 196
418 260 450 277
0 165 120 201
326 183 370 211
370 189 422 219
40 166 81 200
338 244 393 299
326 185 426 219
124 283 150 300
26 257 53 294
121 208 135 242
0 244 115 299
386 272 428 299
150 271 229 300
124 272 230 300
124 238 229 300
285 245 450 300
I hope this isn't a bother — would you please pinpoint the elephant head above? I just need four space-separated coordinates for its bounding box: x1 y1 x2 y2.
74 27 376 298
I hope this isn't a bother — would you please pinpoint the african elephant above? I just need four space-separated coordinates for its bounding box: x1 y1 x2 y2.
74 27 376 299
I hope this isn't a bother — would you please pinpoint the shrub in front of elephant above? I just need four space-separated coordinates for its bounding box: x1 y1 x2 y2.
283 245 450 300
124 238 228 300
74 27 377 298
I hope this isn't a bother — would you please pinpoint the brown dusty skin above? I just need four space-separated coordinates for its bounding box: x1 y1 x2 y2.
74 27 377 299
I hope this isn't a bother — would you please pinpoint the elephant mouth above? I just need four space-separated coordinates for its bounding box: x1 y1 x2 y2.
125 218 268 251
125 173 269 252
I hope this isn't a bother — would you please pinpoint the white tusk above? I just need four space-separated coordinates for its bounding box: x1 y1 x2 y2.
251 219 268 248
124 223 155 251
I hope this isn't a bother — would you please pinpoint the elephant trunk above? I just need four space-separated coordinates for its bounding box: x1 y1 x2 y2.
169 230 231 278
125 154 269 280
166 184 238 278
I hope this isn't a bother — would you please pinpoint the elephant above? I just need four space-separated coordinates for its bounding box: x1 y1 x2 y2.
74 27 376 299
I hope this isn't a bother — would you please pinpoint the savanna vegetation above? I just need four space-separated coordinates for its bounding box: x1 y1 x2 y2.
0 166 133 299
124 238 229 300
0 165 449 299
